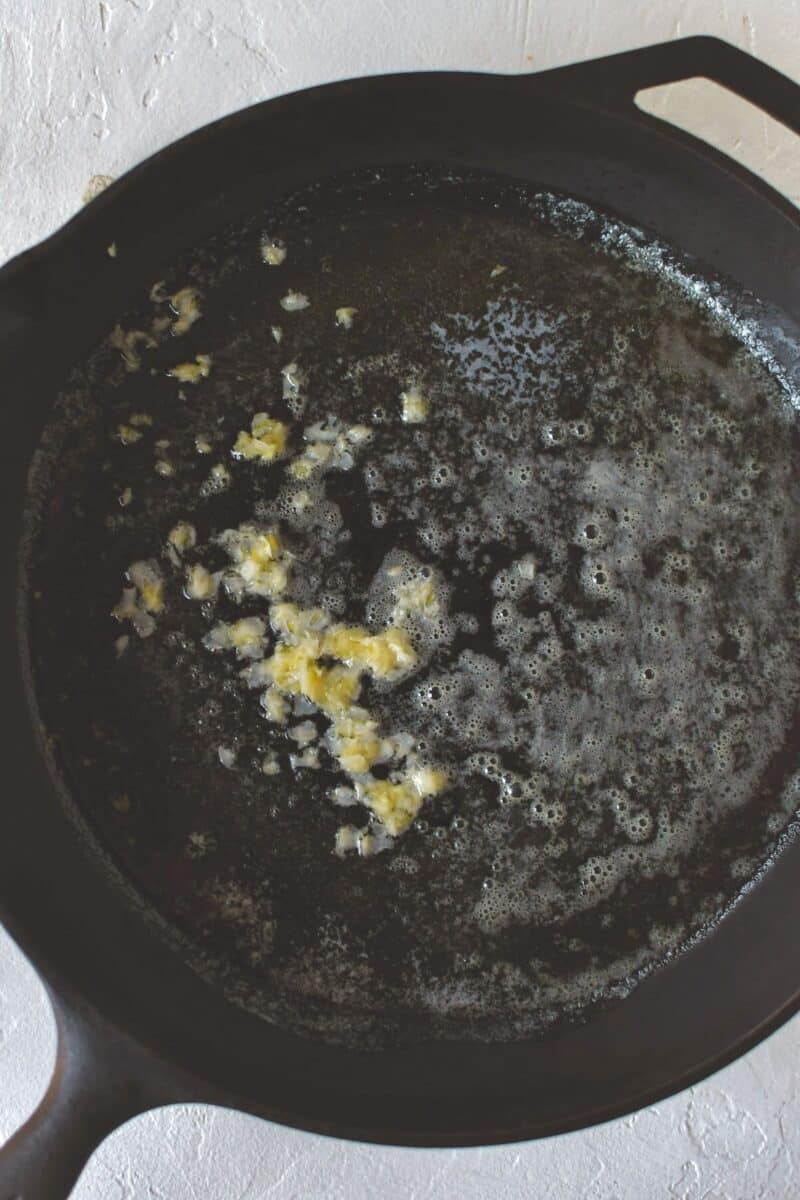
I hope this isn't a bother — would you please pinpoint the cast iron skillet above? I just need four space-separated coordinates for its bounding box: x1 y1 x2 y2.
0 36 798 1200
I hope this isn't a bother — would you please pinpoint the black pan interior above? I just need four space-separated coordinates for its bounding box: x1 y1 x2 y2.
23 166 800 1046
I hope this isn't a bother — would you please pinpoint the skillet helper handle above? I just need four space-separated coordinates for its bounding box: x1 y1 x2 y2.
545 35 800 135
0 986 188 1200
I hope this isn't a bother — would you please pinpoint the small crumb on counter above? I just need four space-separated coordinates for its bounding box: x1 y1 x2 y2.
82 174 115 203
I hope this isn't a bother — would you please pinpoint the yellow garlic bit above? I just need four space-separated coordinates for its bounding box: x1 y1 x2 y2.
393 573 440 623
220 525 290 598
140 580 164 613
110 326 154 371
329 712 383 775
322 624 416 678
117 424 142 445
262 687 288 724
185 563 215 600
169 287 202 335
270 602 329 640
361 767 448 835
233 413 289 463
400 385 429 424
289 440 332 479
265 640 360 714
260 238 287 266
335 306 357 329
168 521 197 553
167 354 211 383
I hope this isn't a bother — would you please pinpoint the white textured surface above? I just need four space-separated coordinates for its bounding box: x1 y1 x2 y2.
1 0 799 1195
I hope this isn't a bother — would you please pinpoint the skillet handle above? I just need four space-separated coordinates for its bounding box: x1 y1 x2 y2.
0 983 194 1200
540 35 800 135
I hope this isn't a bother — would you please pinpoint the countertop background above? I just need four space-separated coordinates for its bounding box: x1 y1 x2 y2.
1 1 799 1195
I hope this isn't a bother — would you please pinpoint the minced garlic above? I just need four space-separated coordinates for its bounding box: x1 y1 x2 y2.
280 290 309 312
112 560 164 638
169 287 202 336
335 307 357 329
168 522 197 553
204 617 267 660
261 686 288 724
110 325 154 371
219 524 290 599
201 462 230 495
289 440 332 479
167 354 211 383
358 768 448 836
260 238 287 266
197 525 448 847
117 424 142 445
393 571 441 623
184 563 217 601
400 385 429 424
233 413 289 463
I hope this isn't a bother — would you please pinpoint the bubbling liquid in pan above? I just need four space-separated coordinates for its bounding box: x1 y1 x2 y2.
25 170 800 1044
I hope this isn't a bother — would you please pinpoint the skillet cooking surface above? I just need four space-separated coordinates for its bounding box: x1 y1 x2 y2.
23 168 800 1045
